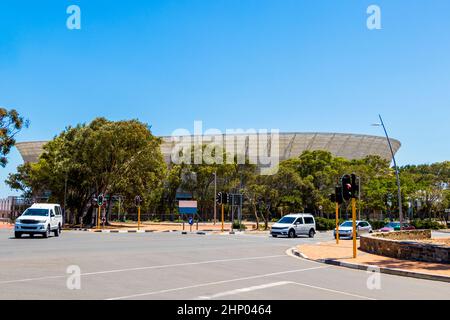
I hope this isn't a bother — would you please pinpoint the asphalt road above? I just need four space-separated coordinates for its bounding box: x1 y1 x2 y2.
0 229 449 300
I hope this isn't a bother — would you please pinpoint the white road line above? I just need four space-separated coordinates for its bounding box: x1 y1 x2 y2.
197 280 375 300
290 282 376 300
0 254 288 285
198 281 292 299
106 265 330 300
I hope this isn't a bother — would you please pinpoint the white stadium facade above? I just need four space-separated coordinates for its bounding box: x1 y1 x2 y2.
15 132 401 165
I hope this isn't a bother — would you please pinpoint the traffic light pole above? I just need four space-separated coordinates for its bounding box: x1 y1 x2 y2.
138 206 141 231
221 204 224 232
97 205 101 230
335 202 339 244
352 198 357 258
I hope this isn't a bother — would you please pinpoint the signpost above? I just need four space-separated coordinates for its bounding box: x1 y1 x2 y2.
179 200 198 232
188 216 194 232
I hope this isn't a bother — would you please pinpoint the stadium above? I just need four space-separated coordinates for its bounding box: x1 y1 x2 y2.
15 132 401 165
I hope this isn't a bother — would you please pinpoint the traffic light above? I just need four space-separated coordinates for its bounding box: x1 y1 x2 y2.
351 174 359 199
341 174 359 201
216 192 223 205
216 192 229 204
335 186 343 204
222 192 228 204
97 194 104 206
341 175 352 201
134 195 142 207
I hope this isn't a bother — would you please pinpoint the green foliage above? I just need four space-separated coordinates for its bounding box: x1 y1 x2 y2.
368 220 388 230
6 118 166 223
315 217 339 231
5 124 449 227
410 219 445 230
0 108 28 166
232 220 246 230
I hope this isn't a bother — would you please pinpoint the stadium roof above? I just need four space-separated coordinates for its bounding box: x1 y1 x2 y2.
15 132 401 165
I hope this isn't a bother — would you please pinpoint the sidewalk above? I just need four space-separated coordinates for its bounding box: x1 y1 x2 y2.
0 222 12 230
297 240 450 281
67 221 268 233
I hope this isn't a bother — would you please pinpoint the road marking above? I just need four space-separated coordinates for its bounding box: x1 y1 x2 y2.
290 282 376 300
198 281 292 299
0 254 289 285
197 280 375 300
106 265 329 300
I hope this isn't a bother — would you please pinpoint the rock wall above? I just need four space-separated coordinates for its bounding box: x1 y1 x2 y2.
360 230 449 264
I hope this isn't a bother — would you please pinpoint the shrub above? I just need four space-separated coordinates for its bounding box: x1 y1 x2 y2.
411 219 444 230
368 220 387 230
315 217 343 231
232 220 247 230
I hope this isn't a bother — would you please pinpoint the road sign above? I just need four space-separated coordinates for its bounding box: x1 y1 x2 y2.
179 200 197 215
188 217 194 225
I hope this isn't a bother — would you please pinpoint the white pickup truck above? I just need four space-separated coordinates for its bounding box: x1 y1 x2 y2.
14 203 63 238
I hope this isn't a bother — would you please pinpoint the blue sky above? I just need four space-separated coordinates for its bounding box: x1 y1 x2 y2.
1 0 450 197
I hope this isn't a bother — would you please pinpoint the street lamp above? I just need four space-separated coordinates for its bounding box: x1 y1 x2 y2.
372 114 403 229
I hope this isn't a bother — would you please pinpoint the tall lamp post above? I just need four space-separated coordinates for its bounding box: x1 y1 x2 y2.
372 115 403 229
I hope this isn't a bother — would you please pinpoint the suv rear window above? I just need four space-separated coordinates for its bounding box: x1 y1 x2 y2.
303 217 314 224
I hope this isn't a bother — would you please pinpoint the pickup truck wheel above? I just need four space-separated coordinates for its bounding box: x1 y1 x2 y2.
43 225 50 238
54 227 60 237
15 232 22 238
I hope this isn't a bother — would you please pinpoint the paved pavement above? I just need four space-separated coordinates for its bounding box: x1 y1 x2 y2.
298 238 450 278
0 229 449 300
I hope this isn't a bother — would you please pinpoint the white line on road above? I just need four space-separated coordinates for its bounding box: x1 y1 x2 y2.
0 254 289 285
106 265 330 300
198 281 292 299
197 280 375 300
290 282 375 300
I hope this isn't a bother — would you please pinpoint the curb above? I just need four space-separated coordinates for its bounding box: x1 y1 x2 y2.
291 248 450 283
92 229 156 233
181 231 208 235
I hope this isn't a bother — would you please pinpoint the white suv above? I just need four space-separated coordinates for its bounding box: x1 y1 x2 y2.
271 214 316 238
15 204 63 238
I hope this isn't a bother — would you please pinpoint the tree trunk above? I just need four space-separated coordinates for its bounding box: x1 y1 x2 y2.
253 203 259 230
